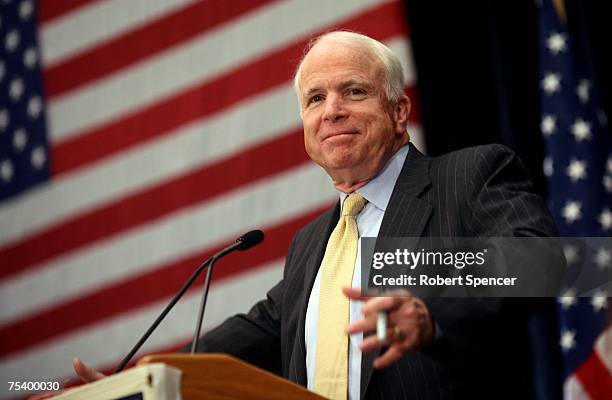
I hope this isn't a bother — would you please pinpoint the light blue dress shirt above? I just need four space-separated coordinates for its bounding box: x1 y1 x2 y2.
305 145 409 400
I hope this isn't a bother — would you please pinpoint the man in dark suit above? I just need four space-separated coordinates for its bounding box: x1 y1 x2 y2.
189 31 559 399
74 31 558 399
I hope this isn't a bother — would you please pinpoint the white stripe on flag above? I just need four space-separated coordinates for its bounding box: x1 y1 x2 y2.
594 325 612 374
40 0 200 66
387 39 417 86
563 374 589 400
407 125 425 154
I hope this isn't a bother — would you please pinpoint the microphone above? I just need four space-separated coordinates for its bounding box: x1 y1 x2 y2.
114 230 264 373
214 229 264 258
189 230 264 352
237 229 264 250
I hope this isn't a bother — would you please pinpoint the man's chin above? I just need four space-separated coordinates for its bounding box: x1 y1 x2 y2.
323 156 359 173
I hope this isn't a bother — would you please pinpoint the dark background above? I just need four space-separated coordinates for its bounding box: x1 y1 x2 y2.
405 0 612 198
403 1 611 398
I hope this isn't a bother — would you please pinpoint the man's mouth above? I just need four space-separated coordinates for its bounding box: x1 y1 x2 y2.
322 130 357 141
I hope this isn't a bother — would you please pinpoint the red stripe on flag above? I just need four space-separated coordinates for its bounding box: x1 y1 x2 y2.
51 1 408 175
38 0 101 24
44 0 277 97
0 129 308 280
0 205 332 358
575 350 612 400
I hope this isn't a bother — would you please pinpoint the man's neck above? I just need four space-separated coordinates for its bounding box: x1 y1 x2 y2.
333 179 370 194
332 143 409 194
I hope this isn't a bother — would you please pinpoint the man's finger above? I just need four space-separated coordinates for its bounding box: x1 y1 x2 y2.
361 296 401 314
360 334 386 352
73 358 106 383
346 315 377 335
342 287 366 300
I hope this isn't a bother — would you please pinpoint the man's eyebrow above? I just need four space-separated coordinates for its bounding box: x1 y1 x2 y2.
303 87 322 99
340 79 371 89
302 80 373 98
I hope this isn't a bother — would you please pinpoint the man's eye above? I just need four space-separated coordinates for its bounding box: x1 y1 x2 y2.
308 95 323 104
349 88 366 96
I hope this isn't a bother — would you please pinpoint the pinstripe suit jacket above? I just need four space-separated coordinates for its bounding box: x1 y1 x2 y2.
197 143 558 399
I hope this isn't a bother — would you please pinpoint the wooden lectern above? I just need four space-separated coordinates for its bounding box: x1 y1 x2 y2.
137 353 323 400
52 353 324 400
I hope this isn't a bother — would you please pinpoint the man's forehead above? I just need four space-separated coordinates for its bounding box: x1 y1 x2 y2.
298 43 382 91
302 40 374 69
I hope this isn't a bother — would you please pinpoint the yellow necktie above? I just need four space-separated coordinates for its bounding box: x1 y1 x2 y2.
314 193 368 400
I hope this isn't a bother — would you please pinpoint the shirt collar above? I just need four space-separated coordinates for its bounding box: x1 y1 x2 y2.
339 144 410 212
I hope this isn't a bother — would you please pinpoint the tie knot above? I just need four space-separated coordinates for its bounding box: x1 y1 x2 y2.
342 193 367 217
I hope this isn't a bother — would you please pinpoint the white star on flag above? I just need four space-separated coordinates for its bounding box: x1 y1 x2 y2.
546 32 567 54
541 114 557 136
30 146 46 170
0 159 14 182
560 329 576 352
19 0 33 20
9 78 24 101
598 109 609 127
543 157 554 177
604 176 612 193
576 79 590 103
542 72 561 94
23 47 37 69
27 96 42 119
566 158 587 182
593 247 611 269
12 128 27 152
562 200 582 224
590 290 608 313
559 288 577 310
570 119 592 141
0 108 9 131
600 208 612 231
5 29 20 52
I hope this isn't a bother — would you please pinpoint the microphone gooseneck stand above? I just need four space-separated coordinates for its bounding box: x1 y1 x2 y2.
188 230 264 353
114 255 214 373
190 254 218 353
114 230 264 373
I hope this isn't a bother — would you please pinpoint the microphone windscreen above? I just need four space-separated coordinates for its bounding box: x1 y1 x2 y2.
236 230 264 250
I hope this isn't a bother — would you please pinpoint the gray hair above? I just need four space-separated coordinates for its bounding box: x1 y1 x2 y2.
293 31 405 106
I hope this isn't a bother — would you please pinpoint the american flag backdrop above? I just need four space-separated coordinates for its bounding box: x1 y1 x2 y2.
538 1 612 398
0 0 423 397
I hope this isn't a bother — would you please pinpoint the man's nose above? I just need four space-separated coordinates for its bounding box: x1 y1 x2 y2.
322 95 348 122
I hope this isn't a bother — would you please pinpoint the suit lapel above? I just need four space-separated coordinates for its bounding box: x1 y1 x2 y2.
360 144 433 398
290 203 339 386
378 145 432 237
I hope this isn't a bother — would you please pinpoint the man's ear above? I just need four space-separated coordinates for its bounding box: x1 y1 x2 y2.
393 95 411 134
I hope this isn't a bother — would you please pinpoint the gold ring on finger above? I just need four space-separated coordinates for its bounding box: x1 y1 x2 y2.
393 325 405 341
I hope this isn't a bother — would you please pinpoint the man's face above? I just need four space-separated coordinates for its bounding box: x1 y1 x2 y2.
298 41 409 189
